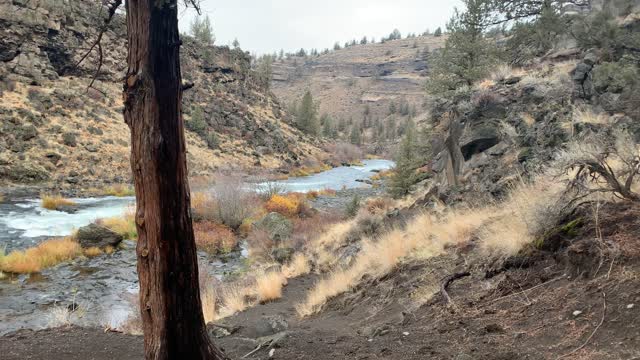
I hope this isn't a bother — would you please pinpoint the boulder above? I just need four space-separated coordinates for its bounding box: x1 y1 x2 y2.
253 315 289 338
76 223 123 248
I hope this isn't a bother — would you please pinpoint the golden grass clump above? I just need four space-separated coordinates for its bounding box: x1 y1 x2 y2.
256 271 287 303
83 247 103 258
218 284 251 318
0 237 82 274
283 253 311 278
97 209 137 240
201 284 218 324
41 194 76 211
0 194 4 203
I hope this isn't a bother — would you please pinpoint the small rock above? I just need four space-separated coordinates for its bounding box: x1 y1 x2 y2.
572 310 583 317
402 332 409 336
254 315 288 338
627 304 634 309
269 349 275 358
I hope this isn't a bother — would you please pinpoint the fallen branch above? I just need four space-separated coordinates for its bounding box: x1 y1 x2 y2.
558 292 607 359
242 339 270 359
441 271 471 305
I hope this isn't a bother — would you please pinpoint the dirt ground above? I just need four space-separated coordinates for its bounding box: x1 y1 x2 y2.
2 202 640 360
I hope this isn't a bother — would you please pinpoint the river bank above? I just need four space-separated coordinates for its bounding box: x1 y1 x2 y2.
0 159 394 335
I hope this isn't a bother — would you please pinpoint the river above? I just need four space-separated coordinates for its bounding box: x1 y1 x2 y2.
0 159 393 334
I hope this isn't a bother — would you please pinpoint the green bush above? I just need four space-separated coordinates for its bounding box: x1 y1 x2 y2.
593 61 639 94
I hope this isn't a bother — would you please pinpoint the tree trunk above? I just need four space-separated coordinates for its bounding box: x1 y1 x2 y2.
123 1 227 359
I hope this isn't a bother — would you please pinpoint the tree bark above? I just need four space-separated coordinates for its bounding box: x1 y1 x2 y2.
123 1 227 359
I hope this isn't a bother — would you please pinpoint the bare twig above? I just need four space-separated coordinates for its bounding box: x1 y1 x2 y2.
557 292 607 359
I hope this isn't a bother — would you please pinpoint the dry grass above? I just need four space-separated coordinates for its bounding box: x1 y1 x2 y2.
104 245 115 255
283 253 311 278
97 209 137 240
297 172 569 316
103 184 135 197
201 283 218 324
219 284 252 317
0 194 4 203
256 271 287 303
0 237 82 273
193 221 238 254
41 194 76 210
83 247 103 258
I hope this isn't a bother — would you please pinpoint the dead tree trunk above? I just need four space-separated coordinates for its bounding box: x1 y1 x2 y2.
123 1 227 359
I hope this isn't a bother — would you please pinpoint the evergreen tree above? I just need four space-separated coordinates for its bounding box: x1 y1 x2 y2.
232 38 240 48
434 27 443 36
349 124 362 145
190 15 215 45
389 28 402 40
296 91 320 135
321 114 336 137
387 119 419 198
360 36 368 45
388 101 397 115
256 55 273 88
334 42 342 50
427 0 499 94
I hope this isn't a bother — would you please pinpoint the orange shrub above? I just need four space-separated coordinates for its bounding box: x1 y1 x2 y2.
264 194 302 217
194 222 238 254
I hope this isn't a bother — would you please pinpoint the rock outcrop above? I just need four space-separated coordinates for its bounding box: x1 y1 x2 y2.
0 0 326 188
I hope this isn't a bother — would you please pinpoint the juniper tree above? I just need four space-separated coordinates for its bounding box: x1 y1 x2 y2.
190 15 215 45
427 0 499 94
296 90 320 135
387 119 419 198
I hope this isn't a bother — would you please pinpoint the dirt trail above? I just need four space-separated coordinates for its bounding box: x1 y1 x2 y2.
2 203 640 359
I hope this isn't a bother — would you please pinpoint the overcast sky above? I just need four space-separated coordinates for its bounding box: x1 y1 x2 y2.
178 0 462 55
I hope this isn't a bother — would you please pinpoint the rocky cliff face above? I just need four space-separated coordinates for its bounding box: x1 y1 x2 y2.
0 0 325 188
271 36 445 142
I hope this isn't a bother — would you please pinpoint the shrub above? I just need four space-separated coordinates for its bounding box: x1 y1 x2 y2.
592 61 639 94
554 130 640 202
345 194 361 218
0 237 82 274
186 105 207 135
324 142 363 166
210 176 256 229
41 194 76 211
365 197 394 214
255 181 286 201
193 222 238 254
264 194 302 217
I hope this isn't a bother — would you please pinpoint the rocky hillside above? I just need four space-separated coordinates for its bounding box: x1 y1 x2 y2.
272 36 445 144
0 0 325 189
